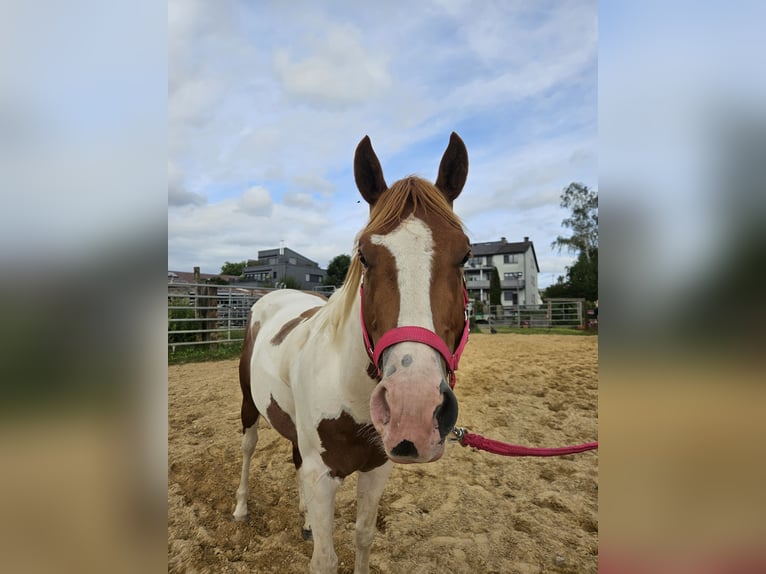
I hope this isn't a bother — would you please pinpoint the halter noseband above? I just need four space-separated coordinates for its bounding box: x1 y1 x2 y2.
360 282 470 389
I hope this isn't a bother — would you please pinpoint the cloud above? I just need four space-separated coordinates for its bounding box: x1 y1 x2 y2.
167 1 597 286
273 23 391 107
237 186 273 217
282 192 317 209
168 161 206 207
168 186 206 207
291 173 336 195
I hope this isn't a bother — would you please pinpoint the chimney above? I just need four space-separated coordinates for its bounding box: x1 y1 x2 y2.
523 236 529 243
501 236 507 243
279 240 284 256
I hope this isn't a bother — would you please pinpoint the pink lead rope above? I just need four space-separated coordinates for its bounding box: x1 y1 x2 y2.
452 427 598 457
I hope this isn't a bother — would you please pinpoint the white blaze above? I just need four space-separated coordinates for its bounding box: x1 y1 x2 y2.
371 215 434 329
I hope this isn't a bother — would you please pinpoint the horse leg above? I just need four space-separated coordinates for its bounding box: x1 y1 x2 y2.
300 458 341 574
233 422 259 521
292 444 312 540
234 317 260 521
353 461 393 574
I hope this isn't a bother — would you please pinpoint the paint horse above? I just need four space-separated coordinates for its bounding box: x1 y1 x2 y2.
234 133 471 574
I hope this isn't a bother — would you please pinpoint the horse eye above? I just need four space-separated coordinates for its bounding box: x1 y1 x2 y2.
358 251 368 268
460 252 471 265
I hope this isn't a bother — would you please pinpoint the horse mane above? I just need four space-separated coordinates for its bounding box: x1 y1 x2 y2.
319 176 465 340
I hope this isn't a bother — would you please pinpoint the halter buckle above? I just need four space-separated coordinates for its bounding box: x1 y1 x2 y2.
450 427 466 442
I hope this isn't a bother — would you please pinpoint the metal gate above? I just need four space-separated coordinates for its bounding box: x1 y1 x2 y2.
167 282 268 348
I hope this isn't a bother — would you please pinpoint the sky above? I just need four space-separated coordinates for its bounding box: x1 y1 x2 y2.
3 3 766 569
168 0 597 287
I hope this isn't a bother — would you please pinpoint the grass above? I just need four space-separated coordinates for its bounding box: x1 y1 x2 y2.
471 325 597 336
168 340 244 364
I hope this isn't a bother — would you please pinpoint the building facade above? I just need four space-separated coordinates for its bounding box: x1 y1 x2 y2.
242 246 327 290
464 236 542 308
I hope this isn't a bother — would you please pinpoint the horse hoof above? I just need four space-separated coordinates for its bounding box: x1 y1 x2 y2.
232 513 248 523
301 528 313 541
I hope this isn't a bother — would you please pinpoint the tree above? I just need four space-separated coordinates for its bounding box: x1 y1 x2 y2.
220 260 247 276
547 182 598 302
206 276 229 285
567 248 598 302
542 278 569 300
552 183 598 261
489 267 502 306
279 276 301 289
543 248 598 302
324 254 351 287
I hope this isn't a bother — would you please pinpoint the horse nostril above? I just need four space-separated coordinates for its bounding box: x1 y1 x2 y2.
370 385 391 427
391 439 418 458
435 380 459 439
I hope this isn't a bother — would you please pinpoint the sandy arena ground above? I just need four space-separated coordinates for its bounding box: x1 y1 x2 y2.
168 333 598 573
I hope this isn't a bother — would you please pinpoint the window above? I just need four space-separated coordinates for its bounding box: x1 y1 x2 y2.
503 291 515 302
289 258 297 265
504 272 523 280
504 254 517 264
250 271 272 281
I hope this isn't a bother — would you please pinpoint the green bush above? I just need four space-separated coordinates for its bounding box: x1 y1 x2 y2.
168 298 200 344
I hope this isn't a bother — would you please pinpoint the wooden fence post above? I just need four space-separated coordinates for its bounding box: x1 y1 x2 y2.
194 267 218 347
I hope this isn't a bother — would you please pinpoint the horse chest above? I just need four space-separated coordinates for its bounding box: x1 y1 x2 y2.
316 411 388 479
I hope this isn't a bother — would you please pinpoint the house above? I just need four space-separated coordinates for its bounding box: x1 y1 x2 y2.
241 246 327 290
464 236 542 308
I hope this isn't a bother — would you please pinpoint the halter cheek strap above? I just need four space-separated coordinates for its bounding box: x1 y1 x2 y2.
360 283 470 389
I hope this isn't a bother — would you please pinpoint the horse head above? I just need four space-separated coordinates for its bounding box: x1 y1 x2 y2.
354 132 471 464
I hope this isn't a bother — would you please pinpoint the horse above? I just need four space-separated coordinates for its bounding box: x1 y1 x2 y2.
233 132 472 574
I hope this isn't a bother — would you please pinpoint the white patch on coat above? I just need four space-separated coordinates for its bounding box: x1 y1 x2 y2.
371 215 434 329
370 215 446 389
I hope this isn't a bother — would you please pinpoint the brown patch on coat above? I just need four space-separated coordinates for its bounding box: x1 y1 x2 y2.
238 317 261 432
265 396 302 469
291 444 302 470
299 306 322 320
266 396 298 445
317 412 388 479
270 306 323 346
304 290 328 301
367 362 379 380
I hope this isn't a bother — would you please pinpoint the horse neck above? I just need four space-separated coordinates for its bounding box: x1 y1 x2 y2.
323 283 374 386
339 290 370 369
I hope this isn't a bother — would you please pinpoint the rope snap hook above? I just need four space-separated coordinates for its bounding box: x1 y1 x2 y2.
450 427 466 442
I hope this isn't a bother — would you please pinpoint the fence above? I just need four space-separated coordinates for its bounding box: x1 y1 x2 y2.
168 282 274 349
169 284 586 351
474 298 586 329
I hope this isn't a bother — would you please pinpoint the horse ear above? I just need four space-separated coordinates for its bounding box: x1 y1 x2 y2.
354 135 388 208
435 132 469 205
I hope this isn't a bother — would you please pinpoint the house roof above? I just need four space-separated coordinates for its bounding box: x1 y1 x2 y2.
245 247 319 271
255 247 319 267
470 238 540 272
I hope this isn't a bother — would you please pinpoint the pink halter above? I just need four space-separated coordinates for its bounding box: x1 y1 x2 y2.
360 282 470 389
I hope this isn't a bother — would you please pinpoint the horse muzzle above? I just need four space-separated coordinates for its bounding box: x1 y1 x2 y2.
369 342 459 463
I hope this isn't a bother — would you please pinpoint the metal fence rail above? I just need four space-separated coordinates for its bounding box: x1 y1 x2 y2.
169 283 587 350
474 299 586 329
168 282 273 348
